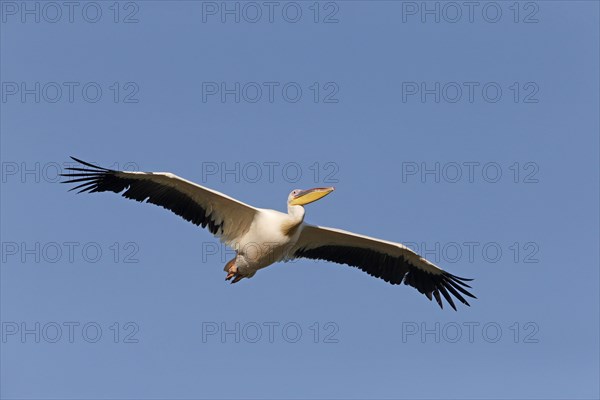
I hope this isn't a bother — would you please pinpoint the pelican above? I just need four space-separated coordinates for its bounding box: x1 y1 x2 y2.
61 157 476 310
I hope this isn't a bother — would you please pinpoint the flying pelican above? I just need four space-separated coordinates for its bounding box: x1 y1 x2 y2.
61 157 475 310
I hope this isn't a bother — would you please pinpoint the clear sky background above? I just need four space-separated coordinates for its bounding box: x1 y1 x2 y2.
1 1 599 399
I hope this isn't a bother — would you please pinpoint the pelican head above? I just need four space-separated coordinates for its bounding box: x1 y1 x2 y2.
288 187 335 206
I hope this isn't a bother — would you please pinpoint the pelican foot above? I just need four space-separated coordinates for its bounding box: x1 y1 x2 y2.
224 257 245 283
225 266 237 281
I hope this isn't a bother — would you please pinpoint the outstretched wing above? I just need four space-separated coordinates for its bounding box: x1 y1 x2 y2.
290 224 476 310
61 157 257 245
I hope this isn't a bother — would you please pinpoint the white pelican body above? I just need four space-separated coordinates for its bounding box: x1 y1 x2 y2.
62 157 476 310
230 207 303 277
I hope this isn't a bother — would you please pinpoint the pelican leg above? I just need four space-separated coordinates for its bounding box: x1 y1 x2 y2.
226 271 237 281
224 257 237 281
224 255 246 284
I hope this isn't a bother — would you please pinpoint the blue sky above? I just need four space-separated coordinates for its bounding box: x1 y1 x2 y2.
1 1 598 399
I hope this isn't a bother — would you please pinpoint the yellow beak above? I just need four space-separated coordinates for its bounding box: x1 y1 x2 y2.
289 187 335 206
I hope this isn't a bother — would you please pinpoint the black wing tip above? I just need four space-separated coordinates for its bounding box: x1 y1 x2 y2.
432 294 472 309
69 156 111 171
61 157 113 191
427 271 477 310
443 272 474 290
444 271 474 282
